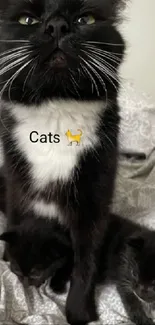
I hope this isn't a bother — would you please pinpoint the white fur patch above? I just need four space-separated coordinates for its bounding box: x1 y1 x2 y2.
11 100 105 190
32 200 64 224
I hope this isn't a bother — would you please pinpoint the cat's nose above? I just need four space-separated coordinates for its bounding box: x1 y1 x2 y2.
45 18 69 40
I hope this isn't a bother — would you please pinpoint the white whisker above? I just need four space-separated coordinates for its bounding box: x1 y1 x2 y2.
80 55 108 106
22 59 37 92
0 45 31 59
69 69 79 89
0 40 29 43
91 54 119 83
0 54 30 76
82 49 118 71
91 60 118 90
87 49 121 65
81 49 118 90
82 43 122 56
101 49 122 58
69 71 80 97
86 60 108 102
80 62 97 95
81 44 121 64
80 56 100 96
0 56 30 98
83 49 127 91
0 49 32 66
84 41 124 47
8 58 33 102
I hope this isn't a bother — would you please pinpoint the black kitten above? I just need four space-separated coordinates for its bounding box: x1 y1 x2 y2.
0 0 125 323
116 233 155 325
0 218 73 293
97 214 155 325
1 214 155 325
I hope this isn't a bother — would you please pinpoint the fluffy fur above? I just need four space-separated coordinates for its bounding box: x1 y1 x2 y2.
10 100 105 187
98 215 155 325
0 0 125 324
1 214 155 325
1 218 73 292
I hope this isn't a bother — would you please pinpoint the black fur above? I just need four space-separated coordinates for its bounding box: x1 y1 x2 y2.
1 214 155 325
0 172 6 214
0 218 73 292
0 0 125 324
0 0 124 104
99 215 155 325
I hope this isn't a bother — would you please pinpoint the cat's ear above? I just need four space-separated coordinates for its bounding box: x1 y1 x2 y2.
127 233 145 251
0 230 18 244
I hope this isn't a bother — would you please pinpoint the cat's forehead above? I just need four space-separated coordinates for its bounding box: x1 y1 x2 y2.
0 0 114 16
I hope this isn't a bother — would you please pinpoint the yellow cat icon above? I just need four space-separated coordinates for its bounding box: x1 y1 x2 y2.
65 129 83 146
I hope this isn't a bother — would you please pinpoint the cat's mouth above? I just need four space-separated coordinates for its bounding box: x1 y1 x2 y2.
49 49 67 69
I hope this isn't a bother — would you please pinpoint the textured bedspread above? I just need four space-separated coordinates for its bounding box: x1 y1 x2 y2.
0 81 155 325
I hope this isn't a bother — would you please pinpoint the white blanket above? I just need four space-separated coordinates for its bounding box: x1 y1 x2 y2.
0 81 155 325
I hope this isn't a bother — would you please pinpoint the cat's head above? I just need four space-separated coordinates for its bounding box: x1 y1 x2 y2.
0 0 125 103
0 220 73 287
65 129 71 136
121 231 155 303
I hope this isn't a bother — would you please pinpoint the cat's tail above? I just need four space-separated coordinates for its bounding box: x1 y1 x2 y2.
77 129 82 136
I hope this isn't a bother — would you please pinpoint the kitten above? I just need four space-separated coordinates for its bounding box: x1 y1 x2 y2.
116 233 155 325
0 218 73 292
97 214 155 325
0 0 125 323
1 214 155 325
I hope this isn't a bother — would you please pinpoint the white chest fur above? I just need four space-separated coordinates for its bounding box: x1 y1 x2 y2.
11 100 105 189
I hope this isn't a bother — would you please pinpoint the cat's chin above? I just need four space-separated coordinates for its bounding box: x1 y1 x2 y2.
49 50 67 69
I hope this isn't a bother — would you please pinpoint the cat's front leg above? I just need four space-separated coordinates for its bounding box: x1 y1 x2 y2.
66 208 107 325
118 286 155 325
66 278 98 325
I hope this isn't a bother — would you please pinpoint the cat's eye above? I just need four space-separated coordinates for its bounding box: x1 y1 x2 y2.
77 15 95 26
18 16 40 26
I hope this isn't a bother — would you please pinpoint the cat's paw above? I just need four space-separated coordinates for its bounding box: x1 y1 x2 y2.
50 278 67 294
66 287 98 325
66 305 97 325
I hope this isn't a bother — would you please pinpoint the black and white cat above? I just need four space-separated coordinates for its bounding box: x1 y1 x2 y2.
0 0 125 324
